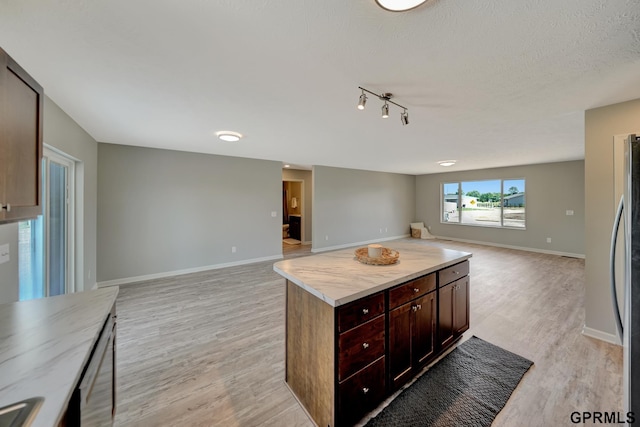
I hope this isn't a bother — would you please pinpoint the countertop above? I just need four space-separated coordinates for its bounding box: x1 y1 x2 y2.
273 240 471 307
0 287 119 427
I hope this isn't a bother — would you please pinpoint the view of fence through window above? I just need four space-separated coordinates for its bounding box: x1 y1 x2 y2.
441 179 525 228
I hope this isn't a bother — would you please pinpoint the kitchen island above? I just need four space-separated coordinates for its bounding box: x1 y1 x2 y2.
274 240 472 427
0 287 118 427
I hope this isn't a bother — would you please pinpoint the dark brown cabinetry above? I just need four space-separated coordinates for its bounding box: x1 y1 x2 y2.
438 261 470 348
337 294 386 425
388 273 437 390
288 215 301 240
0 47 44 223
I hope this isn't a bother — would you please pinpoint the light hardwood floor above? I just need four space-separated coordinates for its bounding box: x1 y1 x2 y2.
113 239 622 427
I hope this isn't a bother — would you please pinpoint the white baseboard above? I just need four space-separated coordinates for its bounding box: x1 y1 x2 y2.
432 235 585 259
582 326 621 345
97 254 284 288
311 234 411 253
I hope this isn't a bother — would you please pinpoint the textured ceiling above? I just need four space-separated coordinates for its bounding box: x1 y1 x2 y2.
1 0 639 174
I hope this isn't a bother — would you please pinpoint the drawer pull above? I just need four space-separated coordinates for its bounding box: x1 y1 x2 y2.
453 270 460 275
412 305 417 312
416 304 422 310
362 387 370 394
362 342 369 349
362 308 369 315
413 288 420 293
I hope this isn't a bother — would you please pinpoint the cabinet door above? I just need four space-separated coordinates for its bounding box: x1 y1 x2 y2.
438 282 455 349
388 302 413 390
453 276 470 336
414 292 436 366
0 47 43 222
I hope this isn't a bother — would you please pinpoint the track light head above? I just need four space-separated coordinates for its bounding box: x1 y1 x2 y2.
382 102 389 119
401 110 409 125
357 92 367 110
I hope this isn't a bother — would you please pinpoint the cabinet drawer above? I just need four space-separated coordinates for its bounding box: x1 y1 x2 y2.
338 356 386 426
338 315 385 381
338 292 385 333
389 273 436 309
439 260 469 287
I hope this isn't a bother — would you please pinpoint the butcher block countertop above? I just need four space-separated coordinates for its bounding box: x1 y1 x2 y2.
273 240 471 307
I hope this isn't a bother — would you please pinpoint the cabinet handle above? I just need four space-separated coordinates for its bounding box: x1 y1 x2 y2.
362 342 369 349
362 308 369 315
412 305 417 312
417 304 422 310
413 288 420 293
453 270 459 275
362 387 369 394
1 204 10 212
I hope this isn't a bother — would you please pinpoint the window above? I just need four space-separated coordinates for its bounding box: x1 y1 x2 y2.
441 178 525 229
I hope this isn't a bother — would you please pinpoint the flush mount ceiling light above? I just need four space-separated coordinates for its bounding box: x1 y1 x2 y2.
215 131 242 142
376 0 428 12
357 87 409 126
437 160 456 167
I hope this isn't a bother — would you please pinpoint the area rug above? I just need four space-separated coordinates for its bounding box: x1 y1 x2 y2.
364 336 533 427
283 238 301 245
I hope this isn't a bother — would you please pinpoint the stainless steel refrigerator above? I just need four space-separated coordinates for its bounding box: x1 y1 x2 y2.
610 133 640 416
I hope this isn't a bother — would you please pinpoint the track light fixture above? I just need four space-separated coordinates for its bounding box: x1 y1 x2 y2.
357 90 367 110
401 109 409 125
357 86 409 125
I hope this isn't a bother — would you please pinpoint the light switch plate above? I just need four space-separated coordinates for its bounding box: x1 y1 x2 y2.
0 244 9 264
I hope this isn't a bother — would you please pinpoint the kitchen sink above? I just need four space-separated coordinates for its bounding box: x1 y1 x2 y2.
0 397 43 427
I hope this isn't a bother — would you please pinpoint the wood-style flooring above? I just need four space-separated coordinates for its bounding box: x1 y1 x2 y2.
113 239 622 427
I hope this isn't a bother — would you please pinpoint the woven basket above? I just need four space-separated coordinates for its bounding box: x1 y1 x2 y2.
354 247 400 265
411 228 421 238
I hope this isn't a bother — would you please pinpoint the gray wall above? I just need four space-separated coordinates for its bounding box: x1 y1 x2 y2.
282 168 312 243
97 144 283 283
585 98 640 339
0 96 98 303
312 165 415 251
44 96 99 291
416 161 585 256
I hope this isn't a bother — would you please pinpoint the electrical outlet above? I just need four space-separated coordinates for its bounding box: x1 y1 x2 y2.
271 211 277 217
546 238 551 243
566 210 574 216
232 246 237 253
380 228 383 234
325 235 329 241
385 227 388 232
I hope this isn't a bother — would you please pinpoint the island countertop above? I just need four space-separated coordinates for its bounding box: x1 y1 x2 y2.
273 240 471 307
0 287 119 427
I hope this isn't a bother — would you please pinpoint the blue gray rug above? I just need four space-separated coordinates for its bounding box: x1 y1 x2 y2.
365 336 533 427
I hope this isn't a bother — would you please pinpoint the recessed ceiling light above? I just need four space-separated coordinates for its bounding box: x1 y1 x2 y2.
376 0 428 12
437 160 456 167
216 131 242 142
284 164 291 168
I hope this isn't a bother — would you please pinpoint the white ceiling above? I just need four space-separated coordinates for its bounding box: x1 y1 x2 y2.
1 0 639 175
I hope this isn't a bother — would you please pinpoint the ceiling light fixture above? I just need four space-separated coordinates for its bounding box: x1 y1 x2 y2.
381 102 389 119
216 131 243 142
357 87 409 125
375 0 428 12
357 90 367 110
401 109 409 126
437 160 456 167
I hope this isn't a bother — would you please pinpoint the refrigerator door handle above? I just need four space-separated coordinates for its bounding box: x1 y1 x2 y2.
610 195 624 341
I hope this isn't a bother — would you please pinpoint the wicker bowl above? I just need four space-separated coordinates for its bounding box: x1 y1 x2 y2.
354 247 400 265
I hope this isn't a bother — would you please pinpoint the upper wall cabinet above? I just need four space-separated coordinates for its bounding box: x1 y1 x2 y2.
0 47 44 223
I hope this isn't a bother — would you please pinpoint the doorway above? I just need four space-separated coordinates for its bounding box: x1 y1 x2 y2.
283 180 303 245
18 146 75 300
